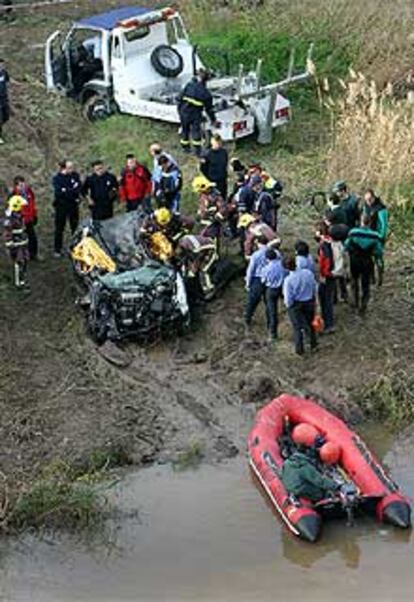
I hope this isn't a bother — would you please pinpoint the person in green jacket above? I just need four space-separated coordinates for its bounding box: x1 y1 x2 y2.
332 180 360 229
363 188 389 286
282 450 339 502
344 214 383 314
363 189 389 243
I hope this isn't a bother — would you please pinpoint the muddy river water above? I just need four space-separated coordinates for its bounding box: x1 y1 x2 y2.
1 426 413 602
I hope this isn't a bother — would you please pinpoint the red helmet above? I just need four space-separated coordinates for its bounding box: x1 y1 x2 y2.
319 441 341 465
292 423 319 447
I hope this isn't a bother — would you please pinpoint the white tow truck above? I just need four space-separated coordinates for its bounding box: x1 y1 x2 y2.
45 5 314 143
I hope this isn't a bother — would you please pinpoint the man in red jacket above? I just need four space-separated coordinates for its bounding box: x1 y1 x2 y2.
119 153 152 213
12 175 38 259
316 221 335 334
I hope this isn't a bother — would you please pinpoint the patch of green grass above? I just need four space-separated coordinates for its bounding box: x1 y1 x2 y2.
173 441 204 471
192 25 356 110
4 452 123 533
10 479 105 532
355 368 414 425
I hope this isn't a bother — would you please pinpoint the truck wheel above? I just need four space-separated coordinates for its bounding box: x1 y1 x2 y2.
83 95 111 122
150 45 184 78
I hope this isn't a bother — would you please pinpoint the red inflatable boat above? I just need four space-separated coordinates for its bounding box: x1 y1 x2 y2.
248 394 411 542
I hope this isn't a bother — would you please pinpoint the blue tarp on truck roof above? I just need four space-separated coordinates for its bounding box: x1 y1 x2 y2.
77 7 153 31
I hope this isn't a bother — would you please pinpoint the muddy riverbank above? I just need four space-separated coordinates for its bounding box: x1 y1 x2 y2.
2 222 414 528
0 425 412 602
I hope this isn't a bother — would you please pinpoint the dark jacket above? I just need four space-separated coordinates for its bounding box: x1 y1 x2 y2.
178 78 215 122
201 147 228 187
0 67 9 103
282 451 338 502
52 171 82 205
341 194 360 228
156 164 182 209
237 184 256 214
325 203 347 226
254 190 275 229
82 171 118 220
3 210 29 261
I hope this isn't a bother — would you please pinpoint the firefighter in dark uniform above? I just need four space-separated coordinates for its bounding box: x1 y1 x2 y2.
178 69 218 156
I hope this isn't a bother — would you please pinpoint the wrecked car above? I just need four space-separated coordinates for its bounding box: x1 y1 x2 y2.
70 213 189 344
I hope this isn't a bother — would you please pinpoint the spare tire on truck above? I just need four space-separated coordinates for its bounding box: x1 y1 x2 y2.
150 45 184 78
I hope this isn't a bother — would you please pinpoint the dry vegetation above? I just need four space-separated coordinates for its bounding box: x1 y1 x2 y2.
324 73 414 203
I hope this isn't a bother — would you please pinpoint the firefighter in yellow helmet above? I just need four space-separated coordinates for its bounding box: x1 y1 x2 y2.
192 175 213 195
154 207 172 227
237 212 279 260
3 195 30 288
140 207 194 258
193 175 227 241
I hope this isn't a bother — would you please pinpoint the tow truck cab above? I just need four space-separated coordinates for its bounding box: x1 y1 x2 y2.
45 5 302 141
45 6 197 118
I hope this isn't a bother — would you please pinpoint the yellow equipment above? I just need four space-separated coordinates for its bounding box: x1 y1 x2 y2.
192 175 215 194
149 231 174 262
8 195 26 213
71 236 116 274
154 207 172 227
237 213 256 229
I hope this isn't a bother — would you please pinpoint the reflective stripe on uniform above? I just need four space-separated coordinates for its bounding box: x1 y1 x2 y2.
187 235 201 250
6 240 27 247
183 96 204 107
180 139 190 145
192 139 202 146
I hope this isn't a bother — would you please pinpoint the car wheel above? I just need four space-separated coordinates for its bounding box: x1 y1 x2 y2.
82 95 111 122
150 45 184 78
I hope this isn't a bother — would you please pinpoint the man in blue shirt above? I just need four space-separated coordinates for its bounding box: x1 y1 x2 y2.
244 236 268 330
283 255 318 355
295 240 316 274
261 248 287 341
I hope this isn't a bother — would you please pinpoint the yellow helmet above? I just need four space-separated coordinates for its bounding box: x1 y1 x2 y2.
192 175 215 194
237 213 255 229
8 195 26 213
154 207 172 227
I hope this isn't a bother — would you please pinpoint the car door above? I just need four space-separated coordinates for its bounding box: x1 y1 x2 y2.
45 31 71 92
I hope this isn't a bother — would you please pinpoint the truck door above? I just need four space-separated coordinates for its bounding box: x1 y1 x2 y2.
110 33 127 108
45 31 71 92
